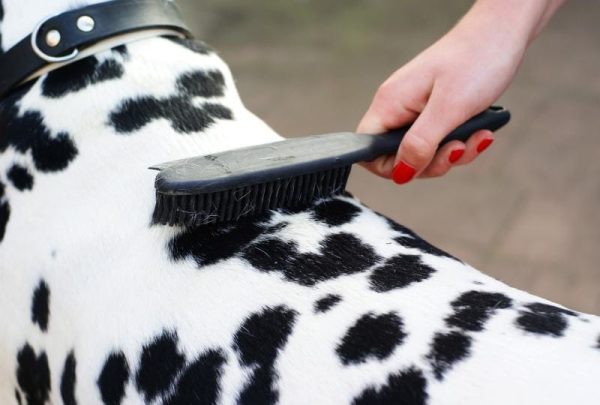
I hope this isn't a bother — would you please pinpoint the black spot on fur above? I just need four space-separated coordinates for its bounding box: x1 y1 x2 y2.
369 254 435 292
233 306 297 404
0 101 78 173
98 352 129 405
60 351 77 405
312 199 361 226
163 350 226 405
168 37 212 54
7 164 33 191
110 96 168 133
203 102 233 120
42 56 124 98
31 280 50 332
32 131 78 172
136 331 186 402
109 67 232 135
170 218 266 266
242 237 295 272
394 235 455 258
0 199 9 242
352 367 428 405
314 294 342 313
425 291 511 381
177 70 225 98
16 344 51 405
110 96 232 134
385 217 455 259
516 302 577 337
427 331 472 380
235 306 297 368
243 232 381 286
15 389 22 405
445 291 512 332
527 302 577 317
337 312 406 365
112 45 129 57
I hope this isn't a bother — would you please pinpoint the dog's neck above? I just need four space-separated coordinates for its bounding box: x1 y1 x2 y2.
0 0 281 237
0 0 281 158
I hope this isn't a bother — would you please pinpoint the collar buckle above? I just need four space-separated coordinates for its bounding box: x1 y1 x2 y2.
31 17 80 63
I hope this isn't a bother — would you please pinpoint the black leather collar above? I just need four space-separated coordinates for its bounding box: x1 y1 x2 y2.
0 0 192 99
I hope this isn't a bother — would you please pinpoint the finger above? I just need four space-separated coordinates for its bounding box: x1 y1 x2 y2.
391 87 473 184
453 129 494 166
418 140 466 178
357 69 431 135
420 130 496 178
360 154 397 180
357 68 433 178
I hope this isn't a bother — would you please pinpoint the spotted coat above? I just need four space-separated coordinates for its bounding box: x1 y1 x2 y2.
1 1 599 404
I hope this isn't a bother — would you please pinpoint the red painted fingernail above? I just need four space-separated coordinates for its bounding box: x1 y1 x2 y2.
449 149 465 164
392 161 416 185
477 138 494 153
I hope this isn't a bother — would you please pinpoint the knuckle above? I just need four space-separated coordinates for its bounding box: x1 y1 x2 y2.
401 134 436 164
432 89 473 121
374 81 397 107
377 77 397 96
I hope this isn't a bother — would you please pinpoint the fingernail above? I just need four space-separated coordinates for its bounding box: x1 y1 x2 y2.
477 138 494 153
449 148 465 164
392 161 416 185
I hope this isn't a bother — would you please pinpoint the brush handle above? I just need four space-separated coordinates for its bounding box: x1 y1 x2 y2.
153 106 510 195
364 106 510 160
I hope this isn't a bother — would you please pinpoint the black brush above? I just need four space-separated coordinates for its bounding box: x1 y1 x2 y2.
150 106 510 226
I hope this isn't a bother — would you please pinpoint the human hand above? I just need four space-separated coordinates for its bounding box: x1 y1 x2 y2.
357 0 566 184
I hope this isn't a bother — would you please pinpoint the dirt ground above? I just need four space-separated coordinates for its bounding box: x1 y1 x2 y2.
178 0 600 313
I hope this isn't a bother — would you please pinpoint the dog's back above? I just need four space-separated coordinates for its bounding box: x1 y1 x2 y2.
1 1 599 404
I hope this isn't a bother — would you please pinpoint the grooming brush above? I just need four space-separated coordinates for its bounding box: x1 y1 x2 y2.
150 106 510 226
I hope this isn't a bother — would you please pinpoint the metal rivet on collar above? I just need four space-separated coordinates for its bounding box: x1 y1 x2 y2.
77 15 95 32
45 30 61 47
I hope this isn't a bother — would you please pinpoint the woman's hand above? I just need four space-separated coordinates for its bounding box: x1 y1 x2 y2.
357 0 566 184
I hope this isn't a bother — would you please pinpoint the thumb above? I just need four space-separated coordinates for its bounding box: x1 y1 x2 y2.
357 101 419 178
357 80 427 178
391 90 472 184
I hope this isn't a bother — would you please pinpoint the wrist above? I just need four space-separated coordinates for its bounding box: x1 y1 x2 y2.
458 0 563 49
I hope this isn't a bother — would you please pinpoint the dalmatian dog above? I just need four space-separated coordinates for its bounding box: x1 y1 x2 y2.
0 1 599 404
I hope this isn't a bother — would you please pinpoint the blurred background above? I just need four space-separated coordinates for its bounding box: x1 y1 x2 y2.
178 0 600 313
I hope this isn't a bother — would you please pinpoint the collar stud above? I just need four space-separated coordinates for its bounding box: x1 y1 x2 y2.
77 16 95 32
45 30 61 47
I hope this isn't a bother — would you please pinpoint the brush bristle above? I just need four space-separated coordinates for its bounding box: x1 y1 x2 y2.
153 166 352 226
